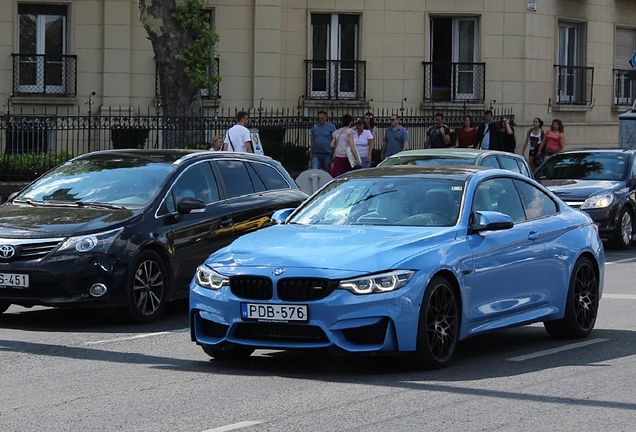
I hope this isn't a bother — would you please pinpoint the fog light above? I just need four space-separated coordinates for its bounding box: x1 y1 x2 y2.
89 283 108 297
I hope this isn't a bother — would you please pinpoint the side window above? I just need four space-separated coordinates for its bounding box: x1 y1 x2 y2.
250 162 291 190
473 178 526 223
245 163 267 193
514 180 558 220
481 157 499 169
215 160 256 198
499 156 522 174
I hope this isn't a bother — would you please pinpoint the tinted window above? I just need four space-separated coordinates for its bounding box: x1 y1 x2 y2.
250 162 291 190
499 156 522 174
481 157 500 169
514 179 558 219
163 162 220 213
215 160 255 198
535 152 629 181
473 178 526 223
246 163 267 193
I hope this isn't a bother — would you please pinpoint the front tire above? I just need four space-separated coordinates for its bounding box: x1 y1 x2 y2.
121 250 168 324
544 256 599 339
610 207 632 250
410 276 460 369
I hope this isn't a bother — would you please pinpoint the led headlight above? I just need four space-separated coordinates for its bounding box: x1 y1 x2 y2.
56 228 123 255
580 193 614 210
195 265 230 290
339 270 415 295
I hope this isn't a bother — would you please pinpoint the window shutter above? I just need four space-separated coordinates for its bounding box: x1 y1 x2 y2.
615 28 636 70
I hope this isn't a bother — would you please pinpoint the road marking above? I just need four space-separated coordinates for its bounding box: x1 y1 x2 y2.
603 293 636 300
606 257 636 264
85 329 188 345
201 421 263 432
507 338 609 362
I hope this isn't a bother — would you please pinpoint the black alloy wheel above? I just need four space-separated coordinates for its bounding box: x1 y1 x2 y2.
544 256 599 339
410 276 460 369
121 250 168 324
610 207 633 250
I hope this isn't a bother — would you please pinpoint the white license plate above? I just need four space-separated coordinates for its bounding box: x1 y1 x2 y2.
0 273 29 289
241 303 308 322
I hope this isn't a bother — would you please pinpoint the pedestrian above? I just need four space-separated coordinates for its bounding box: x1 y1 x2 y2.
210 136 223 151
353 118 374 168
455 116 476 148
425 112 451 148
330 114 360 177
500 117 516 153
363 111 378 163
309 110 337 171
381 114 410 160
522 118 545 171
473 109 503 150
223 111 253 153
538 119 565 161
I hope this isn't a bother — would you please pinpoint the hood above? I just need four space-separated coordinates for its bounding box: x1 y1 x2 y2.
206 224 457 273
0 204 140 238
539 179 622 200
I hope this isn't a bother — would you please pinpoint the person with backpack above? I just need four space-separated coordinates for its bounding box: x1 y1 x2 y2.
522 117 544 171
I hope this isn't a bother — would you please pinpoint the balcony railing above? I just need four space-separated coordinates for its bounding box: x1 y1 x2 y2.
554 65 594 105
305 60 366 101
422 62 485 103
156 58 220 100
12 54 77 97
613 69 636 106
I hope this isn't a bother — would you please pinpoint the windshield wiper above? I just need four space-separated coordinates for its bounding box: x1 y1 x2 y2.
75 201 126 210
12 198 41 206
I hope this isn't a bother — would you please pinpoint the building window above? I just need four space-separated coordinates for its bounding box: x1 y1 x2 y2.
614 28 636 106
307 14 365 101
425 17 483 102
556 22 593 105
15 4 75 96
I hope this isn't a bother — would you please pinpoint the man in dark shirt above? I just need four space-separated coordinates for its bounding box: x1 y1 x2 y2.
425 112 451 148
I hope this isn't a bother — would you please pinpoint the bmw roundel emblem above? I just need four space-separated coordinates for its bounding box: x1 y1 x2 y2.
273 268 285 276
0 244 16 259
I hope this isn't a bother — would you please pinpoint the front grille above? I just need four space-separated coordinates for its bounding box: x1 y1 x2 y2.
201 319 229 338
234 323 328 343
230 276 272 300
0 237 64 262
341 318 389 345
277 278 337 301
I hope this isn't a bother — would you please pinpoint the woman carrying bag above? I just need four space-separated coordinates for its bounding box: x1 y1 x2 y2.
330 114 361 177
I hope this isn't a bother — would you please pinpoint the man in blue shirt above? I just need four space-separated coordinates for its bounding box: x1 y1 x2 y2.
382 114 410 160
310 111 337 171
474 109 503 150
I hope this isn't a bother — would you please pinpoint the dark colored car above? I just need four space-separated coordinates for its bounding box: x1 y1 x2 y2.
0 150 307 322
378 148 533 178
535 149 636 249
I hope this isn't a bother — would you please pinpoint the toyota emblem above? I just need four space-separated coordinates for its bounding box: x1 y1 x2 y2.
0 244 16 259
273 268 285 276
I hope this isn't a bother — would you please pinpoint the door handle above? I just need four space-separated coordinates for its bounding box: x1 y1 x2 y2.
219 216 233 228
528 231 541 241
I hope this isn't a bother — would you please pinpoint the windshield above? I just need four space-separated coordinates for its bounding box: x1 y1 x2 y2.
16 157 175 207
535 153 628 181
380 155 476 167
289 177 464 227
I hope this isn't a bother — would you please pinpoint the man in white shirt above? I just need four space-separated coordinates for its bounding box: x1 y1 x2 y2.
223 111 254 153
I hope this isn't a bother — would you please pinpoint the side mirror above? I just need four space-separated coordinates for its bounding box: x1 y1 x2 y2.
469 210 514 234
271 208 295 224
177 197 206 214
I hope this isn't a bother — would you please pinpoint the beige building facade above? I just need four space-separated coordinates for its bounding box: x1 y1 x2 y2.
2 0 636 148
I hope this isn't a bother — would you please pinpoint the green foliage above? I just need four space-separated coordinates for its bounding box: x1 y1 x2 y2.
1 151 74 181
173 0 221 90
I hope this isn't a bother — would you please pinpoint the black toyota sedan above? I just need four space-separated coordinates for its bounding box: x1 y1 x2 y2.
0 150 307 322
535 149 636 249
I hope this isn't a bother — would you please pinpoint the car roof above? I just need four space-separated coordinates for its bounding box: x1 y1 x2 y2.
71 149 278 165
384 148 526 160
336 164 492 181
557 148 636 155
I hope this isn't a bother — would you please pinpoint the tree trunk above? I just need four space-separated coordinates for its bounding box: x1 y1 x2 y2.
139 0 201 148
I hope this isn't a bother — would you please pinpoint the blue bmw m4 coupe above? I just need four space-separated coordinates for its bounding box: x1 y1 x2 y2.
190 165 605 369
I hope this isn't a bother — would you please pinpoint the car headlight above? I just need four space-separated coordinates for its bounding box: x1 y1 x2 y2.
339 270 415 295
580 193 614 210
195 265 230 290
55 228 123 255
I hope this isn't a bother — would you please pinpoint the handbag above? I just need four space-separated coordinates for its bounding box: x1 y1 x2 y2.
346 146 362 168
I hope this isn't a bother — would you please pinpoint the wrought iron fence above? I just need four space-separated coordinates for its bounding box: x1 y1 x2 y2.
613 69 636 106
12 54 77 97
555 65 594 105
422 62 486 103
305 60 366 101
0 104 513 181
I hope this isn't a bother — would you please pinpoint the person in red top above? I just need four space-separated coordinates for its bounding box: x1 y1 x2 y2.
539 119 565 160
455 116 476 148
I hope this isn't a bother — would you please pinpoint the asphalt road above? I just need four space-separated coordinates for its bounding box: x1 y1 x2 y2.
1 248 635 432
